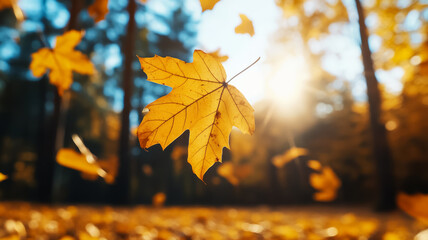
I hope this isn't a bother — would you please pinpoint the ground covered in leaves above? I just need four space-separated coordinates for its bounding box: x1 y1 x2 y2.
0 203 426 240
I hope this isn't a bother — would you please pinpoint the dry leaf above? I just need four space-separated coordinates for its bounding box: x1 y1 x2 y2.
235 14 255 37
272 147 308 168
137 50 255 181
208 49 229 63
309 166 341 202
30 30 95 95
152 192 166 207
199 0 220 12
88 0 108 23
0 172 7 182
56 148 106 178
397 192 428 225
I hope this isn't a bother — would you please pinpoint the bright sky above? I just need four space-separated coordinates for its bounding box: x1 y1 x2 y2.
192 0 282 104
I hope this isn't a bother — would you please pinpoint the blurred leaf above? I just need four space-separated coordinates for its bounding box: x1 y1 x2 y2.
217 162 253 186
310 166 341 202
235 14 254 37
397 193 428 225
88 0 108 23
272 147 308 168
56 148 105 177
30 30 95 95
137 50 255 181
199 0 221 12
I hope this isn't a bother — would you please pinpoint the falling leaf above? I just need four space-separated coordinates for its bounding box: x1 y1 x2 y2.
208 49 229 63
0 0 24 21
88 0 108 23
235 14 255 37
309 166 341 202
0 0 13 10
30 30 95 95
397 192 428 225
137 50 255 181
0 172 7 182
152 192 166 207
56 149 106 178
307 160 322 171
199 0 220 12
272 147 308 168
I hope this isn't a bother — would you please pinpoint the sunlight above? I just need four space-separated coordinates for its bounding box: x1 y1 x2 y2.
267 55 310 109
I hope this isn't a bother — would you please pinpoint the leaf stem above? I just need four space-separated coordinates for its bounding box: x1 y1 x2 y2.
226 57 260 84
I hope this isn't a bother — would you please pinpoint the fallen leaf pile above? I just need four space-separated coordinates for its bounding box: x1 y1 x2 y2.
137 50 255 181
0 203 424 239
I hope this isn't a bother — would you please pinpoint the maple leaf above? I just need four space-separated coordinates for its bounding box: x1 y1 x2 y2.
88 0 108 23
56 148 106 177
199 0 221 12
235 14 255 37
137 50 255 181
397 193 428 225
30 30 95 95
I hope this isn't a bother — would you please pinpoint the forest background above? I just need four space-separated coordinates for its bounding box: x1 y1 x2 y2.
0 0 427 207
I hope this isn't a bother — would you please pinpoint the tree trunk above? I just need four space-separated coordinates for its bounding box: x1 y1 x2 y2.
112 0 136 204
355 0 396 210
35 0 83 203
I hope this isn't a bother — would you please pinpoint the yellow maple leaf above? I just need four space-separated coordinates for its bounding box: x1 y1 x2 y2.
30 30 95 95
137 50 255 181
88 0 108 23
0 172 7 182
397 192 428 225
235 14 255 37
272 147 308 168
56 148 106 178
199 0 221 12
309 166 341 202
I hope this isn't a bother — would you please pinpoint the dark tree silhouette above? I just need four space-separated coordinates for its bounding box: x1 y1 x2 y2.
355 0 396 210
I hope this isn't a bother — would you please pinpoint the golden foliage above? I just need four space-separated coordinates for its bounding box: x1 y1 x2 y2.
30 30 95 95
397 193 428 225
272 147 308 168
199 0 220 12
310 166 341 202
88 0 108 23
137 50 255 181
234 14 254 37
